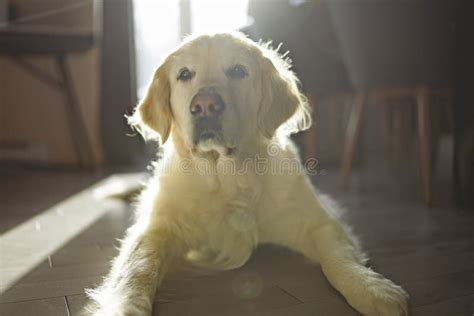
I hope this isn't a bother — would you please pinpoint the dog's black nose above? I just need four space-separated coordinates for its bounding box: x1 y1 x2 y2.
190 89 225 117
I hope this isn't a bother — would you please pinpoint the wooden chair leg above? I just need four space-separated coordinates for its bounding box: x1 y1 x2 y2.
327 95 341 158
340 91 366 190
392 105 406 170
303 95 318 160
416 87 432 206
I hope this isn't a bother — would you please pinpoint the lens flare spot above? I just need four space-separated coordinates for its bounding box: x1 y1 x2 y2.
231 271 263 299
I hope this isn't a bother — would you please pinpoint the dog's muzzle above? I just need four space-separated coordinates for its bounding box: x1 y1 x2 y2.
190 88 225 143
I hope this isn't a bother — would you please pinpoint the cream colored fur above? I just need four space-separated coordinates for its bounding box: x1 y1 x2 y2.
86 32 408 316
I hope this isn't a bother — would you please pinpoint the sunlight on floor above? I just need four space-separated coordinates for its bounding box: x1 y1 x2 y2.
0 173 146 293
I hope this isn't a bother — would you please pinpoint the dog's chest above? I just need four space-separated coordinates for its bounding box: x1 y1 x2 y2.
185 173 262 270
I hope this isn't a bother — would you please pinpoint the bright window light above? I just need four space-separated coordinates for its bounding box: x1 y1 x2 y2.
134 0 180 98
191 0 249 34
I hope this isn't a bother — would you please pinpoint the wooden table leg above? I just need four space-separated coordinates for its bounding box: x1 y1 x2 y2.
56 54 94 167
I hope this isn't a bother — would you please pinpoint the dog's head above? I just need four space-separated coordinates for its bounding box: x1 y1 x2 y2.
129 32 311 156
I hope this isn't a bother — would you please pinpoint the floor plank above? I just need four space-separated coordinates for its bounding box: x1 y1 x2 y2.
411 294 474 316
154 285 300 316
0 166 105 234
0 297 68 316
0 275 102 304
270 297 359 316
369 241 474 283
66 294 89 316
404 270 474 308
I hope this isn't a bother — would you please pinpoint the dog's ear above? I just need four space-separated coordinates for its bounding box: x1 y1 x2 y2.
257 45 312 139
128 59 172 144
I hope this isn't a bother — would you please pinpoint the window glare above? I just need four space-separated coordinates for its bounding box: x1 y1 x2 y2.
191 0 249 34
134 0 180 98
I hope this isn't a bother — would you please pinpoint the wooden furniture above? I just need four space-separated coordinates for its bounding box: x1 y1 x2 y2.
0 24 96 167
327 0 455 206
340 87 433 204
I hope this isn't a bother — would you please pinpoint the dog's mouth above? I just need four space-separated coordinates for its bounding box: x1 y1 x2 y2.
192 117 223 144
191 144 236 157
191 128 235 157
193 128 223 146
198 130 219 141
190 118 237 156
192 137 236 157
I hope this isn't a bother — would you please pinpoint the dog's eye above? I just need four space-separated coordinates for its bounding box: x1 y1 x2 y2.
226 64 248 80
177 68 194 81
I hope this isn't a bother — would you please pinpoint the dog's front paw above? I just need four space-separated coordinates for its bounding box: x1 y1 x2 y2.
350 270 408 316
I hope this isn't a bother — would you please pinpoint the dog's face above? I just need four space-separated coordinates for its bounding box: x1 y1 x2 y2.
130 33 311 156
167 34 261 155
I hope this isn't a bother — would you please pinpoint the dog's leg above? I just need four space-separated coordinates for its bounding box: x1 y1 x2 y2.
262 190 408 316
301 218 408 316
85 221 181 316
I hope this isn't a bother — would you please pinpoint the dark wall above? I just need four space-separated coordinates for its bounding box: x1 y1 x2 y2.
453 0 474 207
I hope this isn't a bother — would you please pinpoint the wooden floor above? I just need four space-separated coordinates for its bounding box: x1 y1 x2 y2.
1 163 473 316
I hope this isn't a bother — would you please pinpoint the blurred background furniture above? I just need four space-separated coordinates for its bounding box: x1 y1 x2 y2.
0 24 95 167
327 0 456 206
0 0 105 167
244 0 467 206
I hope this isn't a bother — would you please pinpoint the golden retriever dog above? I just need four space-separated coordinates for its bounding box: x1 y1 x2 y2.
86 32 408 316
